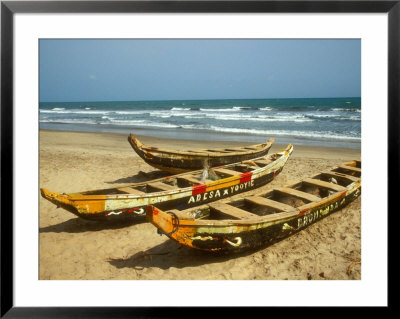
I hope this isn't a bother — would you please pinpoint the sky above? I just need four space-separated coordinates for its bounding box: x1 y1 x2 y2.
39 39 361 102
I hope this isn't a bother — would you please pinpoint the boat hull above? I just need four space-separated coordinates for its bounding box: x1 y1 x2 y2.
40 144 292 221
41 168 282 221
128 134 274 174
147 180 361 253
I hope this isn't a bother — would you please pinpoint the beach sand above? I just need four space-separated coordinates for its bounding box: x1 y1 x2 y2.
39 130 361 280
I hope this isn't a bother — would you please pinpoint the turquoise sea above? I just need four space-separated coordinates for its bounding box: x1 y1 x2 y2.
39 97 361 149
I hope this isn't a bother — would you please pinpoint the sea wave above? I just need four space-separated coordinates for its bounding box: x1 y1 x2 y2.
204 113 314 122
205 126 360 141
40 119 99 125
149 111 315 123
336 116 361 121
101 119 180 128
232 106 253 111
332 108 361 113
171 107 191 111
199 107 242 112
150 110 193 118
40 108 111 115
305 113 360 121
114 110 149 115
305 114 338 118
40 117 181 128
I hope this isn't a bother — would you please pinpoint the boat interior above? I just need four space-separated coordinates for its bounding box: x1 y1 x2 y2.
136 138 272 156
170 161 361 221
74 152 281 196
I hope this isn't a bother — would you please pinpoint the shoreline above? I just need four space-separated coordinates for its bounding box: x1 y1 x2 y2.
40 128 362 155
39 129 361 280
39 123 361 150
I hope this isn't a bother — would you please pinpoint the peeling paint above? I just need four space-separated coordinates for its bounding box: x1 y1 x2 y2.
146 160 361 253
40 144 293 221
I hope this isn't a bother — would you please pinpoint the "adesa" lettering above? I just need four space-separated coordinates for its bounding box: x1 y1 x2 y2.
187 180 254 204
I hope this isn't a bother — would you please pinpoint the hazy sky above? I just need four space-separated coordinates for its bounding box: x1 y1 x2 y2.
39 39 361 102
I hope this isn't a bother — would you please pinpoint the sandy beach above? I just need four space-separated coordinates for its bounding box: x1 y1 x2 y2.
39 130 361 280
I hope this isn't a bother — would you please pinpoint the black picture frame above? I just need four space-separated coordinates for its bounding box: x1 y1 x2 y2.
1 0 395 317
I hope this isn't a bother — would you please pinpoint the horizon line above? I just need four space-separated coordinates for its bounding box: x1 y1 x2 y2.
39 96 362 104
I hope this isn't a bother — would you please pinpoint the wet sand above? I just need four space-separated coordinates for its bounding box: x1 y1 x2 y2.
39 130 361 280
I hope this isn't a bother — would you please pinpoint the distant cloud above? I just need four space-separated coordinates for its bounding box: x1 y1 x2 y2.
89 74 97 80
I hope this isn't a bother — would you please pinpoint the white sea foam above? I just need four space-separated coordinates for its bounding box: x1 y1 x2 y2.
232 106 252 110
114 110 149 115
305 114 338 118
40 109 68 113
40 119 98 124
101 119 180 128
332 108 361 113
203 113 314 122
183 115 205 119
74 110 110 114
171 107 191 111
40 108 110 115
150 111 191 118
336 116 361 121
105 118 145 124
180 124 197 129
199 107 241 112
205 126 360 140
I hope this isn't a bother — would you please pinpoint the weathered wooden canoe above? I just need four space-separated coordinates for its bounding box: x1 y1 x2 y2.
40 144 293 221
146 160 361 253
128 134 275 174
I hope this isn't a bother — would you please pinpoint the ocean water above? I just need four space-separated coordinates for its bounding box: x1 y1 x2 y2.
39 97 361 149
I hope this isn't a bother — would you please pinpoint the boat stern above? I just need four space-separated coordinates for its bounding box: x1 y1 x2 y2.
146 205 177 235
146 205 198 248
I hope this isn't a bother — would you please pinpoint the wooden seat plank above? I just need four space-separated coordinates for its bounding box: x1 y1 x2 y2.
234 163 250 169
223 148 247 152
169 208 211 220
303 178 347 192
322 171 360 183
178 176 202 185
247 160 260 166
237 164 259 171
338 165 361 173
187 150 212 154
117 187 146 195
276 187 321 203
206 149 232 153
245 196 297 212
253 159 272 166
209 202 259 220
213 168 240 177
147 182 176 191
165 209 195 221
243 147 259 150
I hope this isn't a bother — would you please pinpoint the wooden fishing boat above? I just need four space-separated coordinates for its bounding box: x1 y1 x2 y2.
40 144 293 221
146 160 361 253
128 134 275 174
